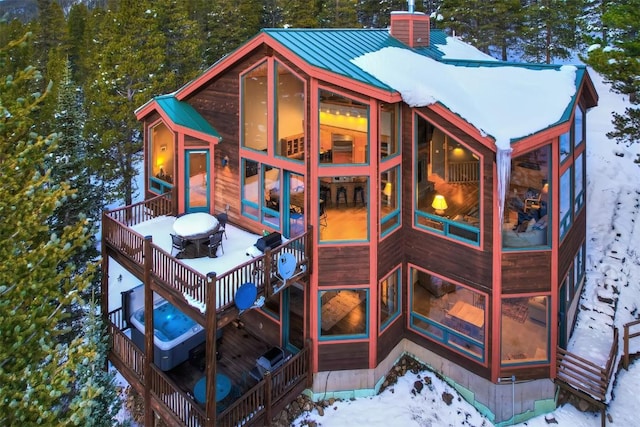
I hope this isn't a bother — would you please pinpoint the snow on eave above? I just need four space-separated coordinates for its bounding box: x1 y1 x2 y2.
351 47 577 150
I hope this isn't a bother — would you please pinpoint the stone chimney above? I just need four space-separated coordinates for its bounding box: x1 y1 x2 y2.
390 11 430 48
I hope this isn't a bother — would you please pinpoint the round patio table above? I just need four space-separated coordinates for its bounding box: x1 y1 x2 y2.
173 212 219 240
193 373 231 404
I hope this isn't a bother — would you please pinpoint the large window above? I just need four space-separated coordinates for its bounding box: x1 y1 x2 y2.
501 295 549 365
318 176 369 242
380 268 401 330
380 103 399 159
503 146 550 249
275 62 305 161
559 167 572 238
414 114 480 245
149 122 174 194
240 161 281 230
242 62 268 152
319 289 368 340
381 166 400 236
559 130 571 163
409 267 486 361
574 152 584 214
318 90 368 165
574 106 584 148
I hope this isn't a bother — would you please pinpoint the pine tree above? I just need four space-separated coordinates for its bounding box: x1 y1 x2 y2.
84 0 166 207
281 0 324 28
68 298 127 427
49 60 102 343
357 0 407 28
203 0 263 64
438 0 498 54
583 0 640 163
152 0 205 89
67 3 91 85
0 33 98 426
521 0 585 64
319 0 360 28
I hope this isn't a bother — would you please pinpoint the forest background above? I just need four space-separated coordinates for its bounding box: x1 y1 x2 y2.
0 0 637 425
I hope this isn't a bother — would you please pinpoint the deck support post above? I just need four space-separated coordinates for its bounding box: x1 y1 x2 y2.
264 371 272 426
205 272 218 427
143 236 154 427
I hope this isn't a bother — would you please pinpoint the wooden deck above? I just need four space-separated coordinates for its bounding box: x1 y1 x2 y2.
102 193 313 427
165 322 278 408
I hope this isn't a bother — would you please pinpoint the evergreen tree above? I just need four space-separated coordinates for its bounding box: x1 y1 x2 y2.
320 0 360 28
281 0 324 27
581 0 611 45
0 33 98 426
521 0 585 64
0 18 33 76
583 0 640 163
262 0 284 28
204 0 263 64
67 3 90 85
84 0 166 206
68 299 127 427
357 0 407 28
152 0 205 88
438 0 498 54
49 60 102 343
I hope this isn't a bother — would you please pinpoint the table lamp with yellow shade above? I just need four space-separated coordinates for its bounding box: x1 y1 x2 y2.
432 194 448 215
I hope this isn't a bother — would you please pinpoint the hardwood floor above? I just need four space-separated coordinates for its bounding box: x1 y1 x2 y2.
419 176 480 219
320 205 368 241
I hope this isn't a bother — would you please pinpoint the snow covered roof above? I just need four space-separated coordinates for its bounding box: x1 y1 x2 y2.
263 27 592 149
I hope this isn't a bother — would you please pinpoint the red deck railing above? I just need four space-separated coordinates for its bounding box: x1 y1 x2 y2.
104 193 312 427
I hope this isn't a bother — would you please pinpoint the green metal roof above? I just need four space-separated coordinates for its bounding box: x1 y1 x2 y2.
262 28 402 92
263 28 470 91
154 94 221 139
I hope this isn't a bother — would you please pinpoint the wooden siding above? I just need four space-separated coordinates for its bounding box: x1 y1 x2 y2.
317 341 369 371
558 208 587 282
501 251 552 294
187 51 256 230
377 319 404 365
377 229 404 278
317 245 371 286
243 309 282 344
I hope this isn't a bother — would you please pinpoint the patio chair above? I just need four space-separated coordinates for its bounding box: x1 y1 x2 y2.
208 230 225 258
215 212 228 239
170 233 187 256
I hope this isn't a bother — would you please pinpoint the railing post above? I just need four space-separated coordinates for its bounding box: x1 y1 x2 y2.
624 324 630 370
264 371 272 426
143 235 154 427
264 248 273 298
205 272 217 427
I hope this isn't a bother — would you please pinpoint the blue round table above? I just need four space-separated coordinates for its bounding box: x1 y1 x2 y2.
193 374 231 404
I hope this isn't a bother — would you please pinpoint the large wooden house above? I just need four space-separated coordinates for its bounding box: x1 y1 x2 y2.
102 9 598 427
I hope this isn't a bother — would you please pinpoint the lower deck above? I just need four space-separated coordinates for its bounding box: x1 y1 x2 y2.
164 322 281 412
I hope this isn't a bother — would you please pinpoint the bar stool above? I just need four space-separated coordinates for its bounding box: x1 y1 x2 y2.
353 185 366 207
320 185 332 207
336 186 348 207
